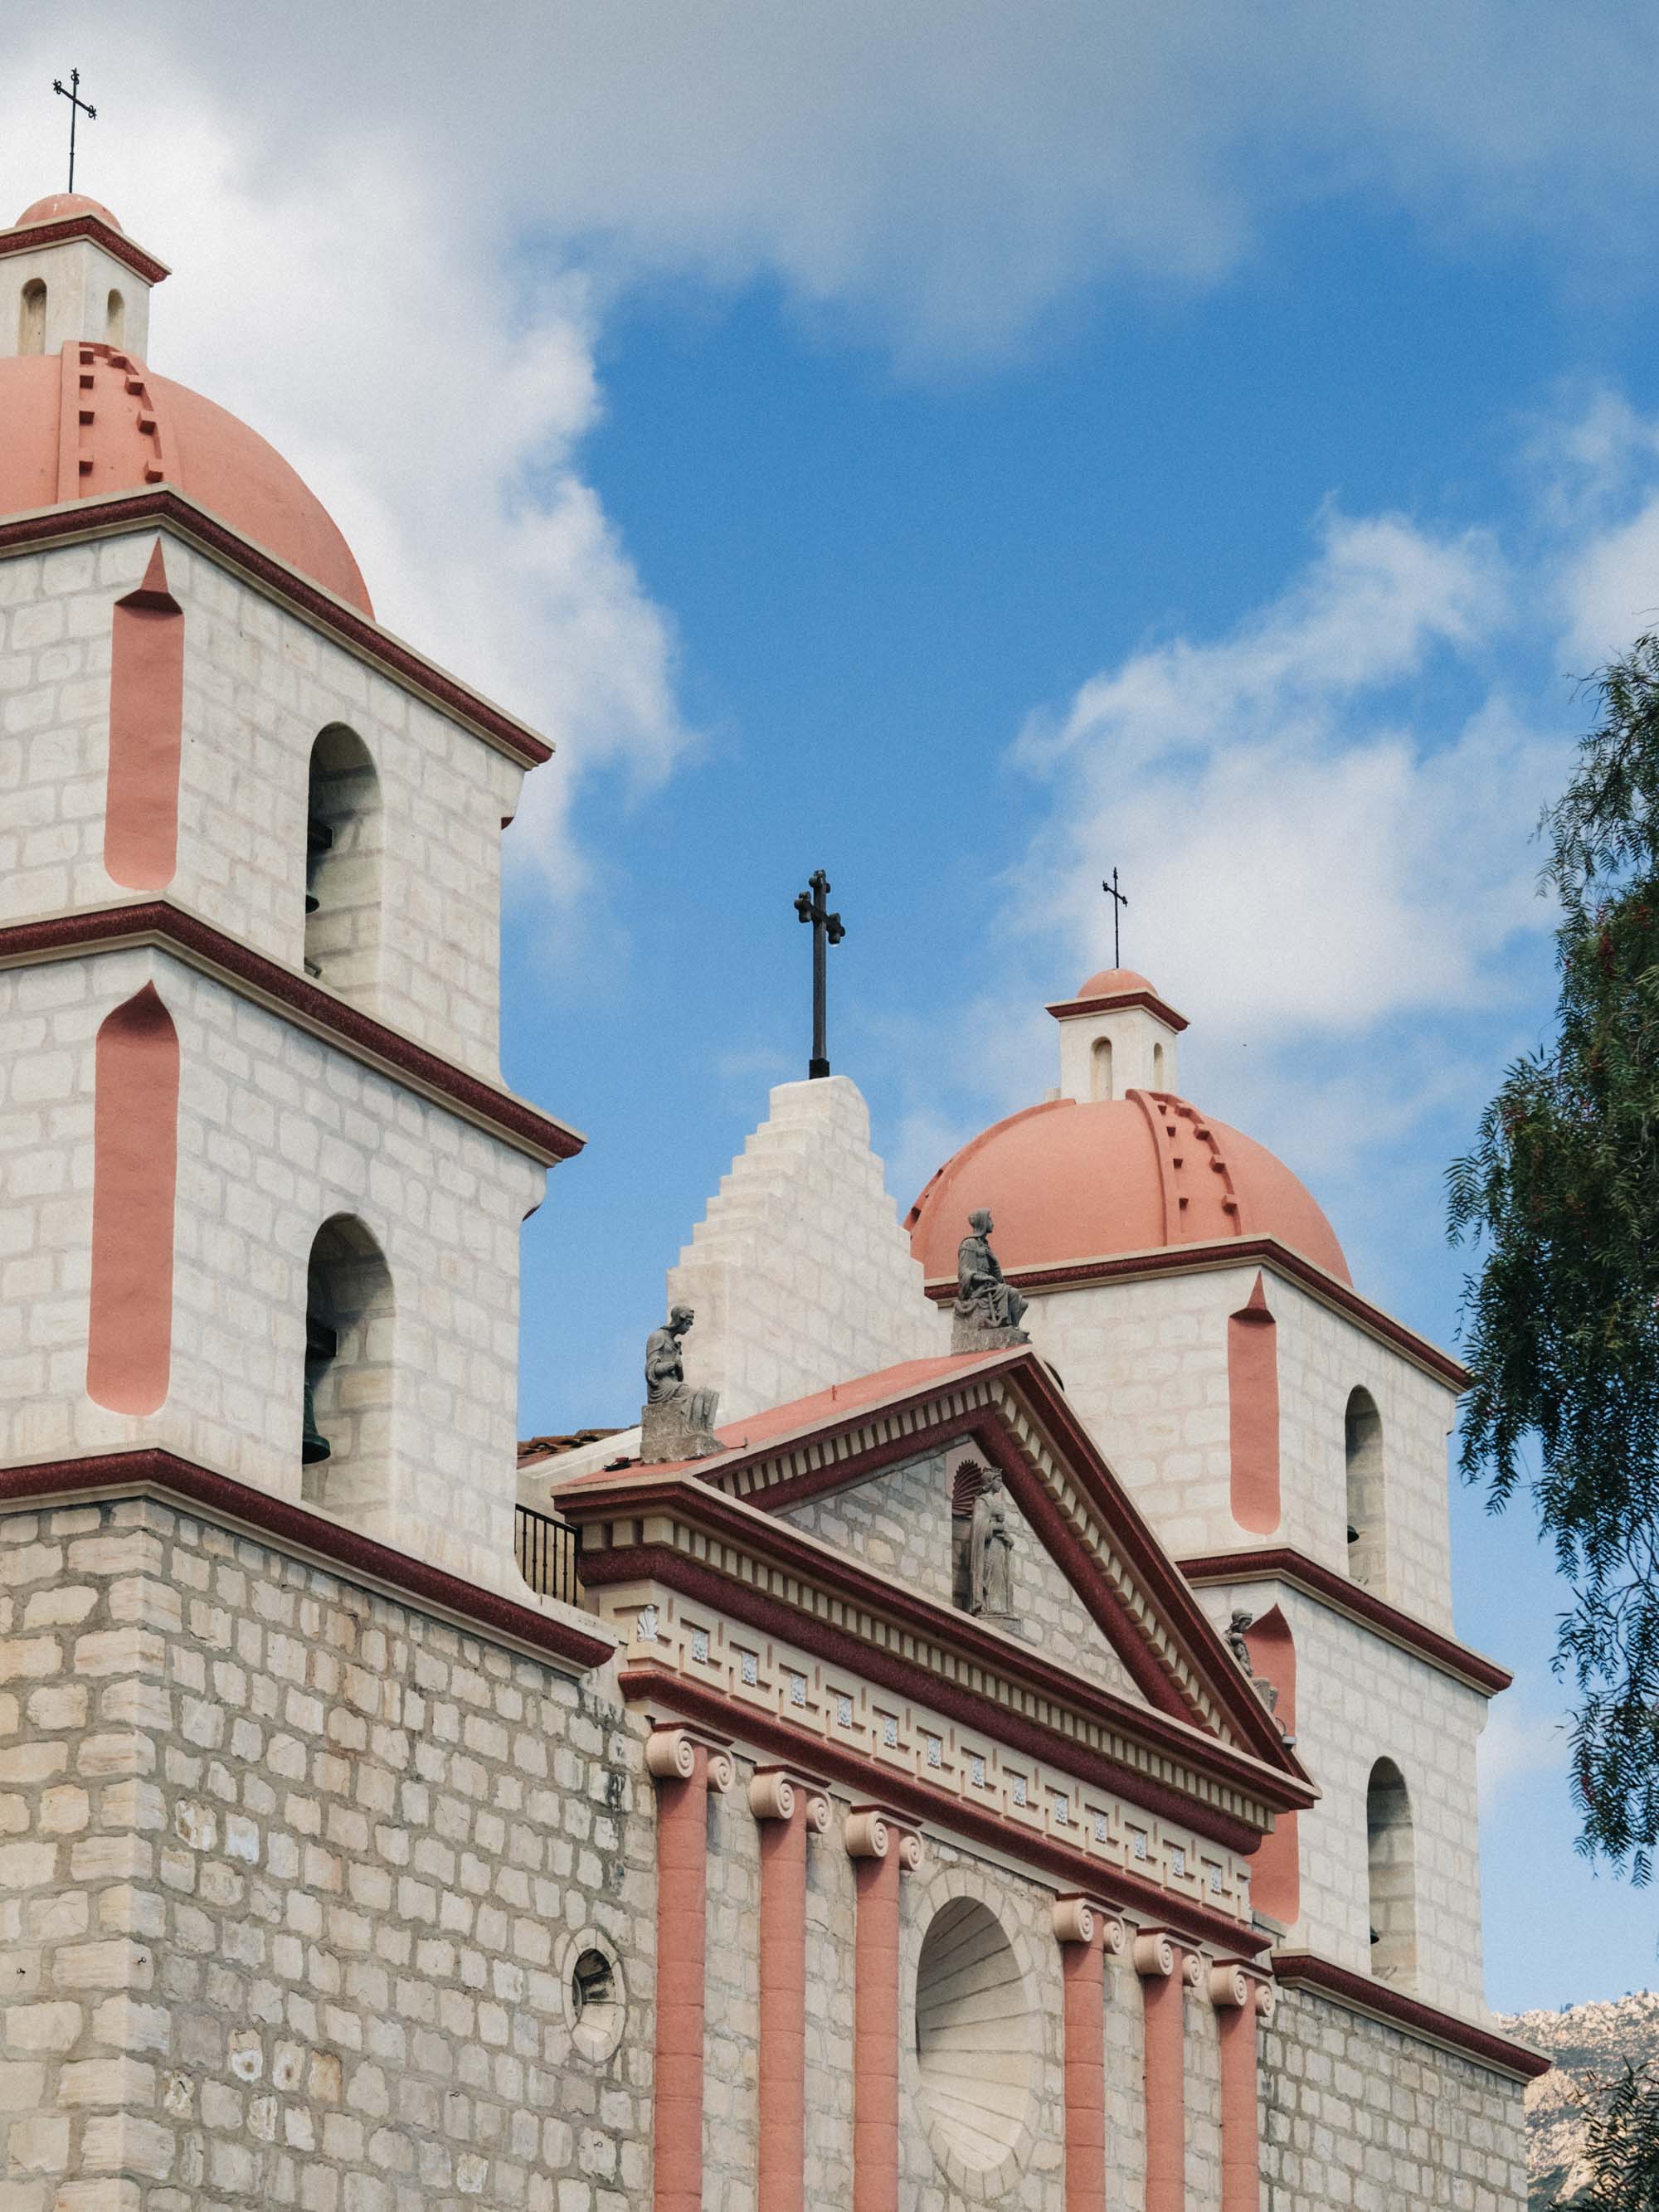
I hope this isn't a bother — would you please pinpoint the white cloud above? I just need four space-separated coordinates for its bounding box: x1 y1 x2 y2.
1479 1702 1568 1812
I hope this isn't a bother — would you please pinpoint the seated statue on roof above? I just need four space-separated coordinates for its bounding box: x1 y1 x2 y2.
953 1209 1031 1350
640 1304 723 1463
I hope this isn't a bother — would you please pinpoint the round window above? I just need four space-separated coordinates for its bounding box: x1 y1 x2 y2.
563 1939 625 2063
913 1897 1036 2176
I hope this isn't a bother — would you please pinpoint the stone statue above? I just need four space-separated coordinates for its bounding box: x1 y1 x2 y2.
969 1468 1015 1620
640 1305 722 1462
952 1208 1029 1351
1226 1608 1279 1719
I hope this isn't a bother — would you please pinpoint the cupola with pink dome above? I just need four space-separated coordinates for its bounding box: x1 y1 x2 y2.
906 965 1351 1288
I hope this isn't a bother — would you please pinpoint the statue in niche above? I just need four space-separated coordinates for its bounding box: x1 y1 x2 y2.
953 1208 1030 1350
969 1467 1016 1621
1226 1608 1280 1719
640 1305 722 1462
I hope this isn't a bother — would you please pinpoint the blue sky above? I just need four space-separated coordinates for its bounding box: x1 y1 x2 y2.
17 0 1659 2011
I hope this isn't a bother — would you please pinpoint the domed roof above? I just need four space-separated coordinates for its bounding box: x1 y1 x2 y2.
1073 965 1155 999
906 1089 1350 1286
0 344 371 615
14 192 124 232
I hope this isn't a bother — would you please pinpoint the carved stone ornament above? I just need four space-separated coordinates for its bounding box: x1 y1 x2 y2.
968 1468 1017 1622
844 1807 923 1869
645 1725 733 1791
1052 1895 1126 1951
951 1208 1030 1351
640 1305 722 1463
748 1768 831 1831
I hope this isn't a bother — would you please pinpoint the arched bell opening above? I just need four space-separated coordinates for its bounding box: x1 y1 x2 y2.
301 1213 395 1529
1366 1757 1417 1989
1090 1034 1114 1101
18 280 46 355
303 723 383 1004
1345 1386 1387 1592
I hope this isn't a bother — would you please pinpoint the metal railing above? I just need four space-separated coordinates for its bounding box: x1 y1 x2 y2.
514 1503 581 1604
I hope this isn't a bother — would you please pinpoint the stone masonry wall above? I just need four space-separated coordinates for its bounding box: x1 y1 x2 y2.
0 1494 653 2212
1261 1983 1527 2212
0 528 526 1082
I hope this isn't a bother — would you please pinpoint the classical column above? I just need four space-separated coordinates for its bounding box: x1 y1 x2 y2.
1134 1929 1199 2212
845 1806 923 2212
647 1724 732 2212
1211 1962 1274 2212
750 1768 831 2212
1053 1896 1126 2212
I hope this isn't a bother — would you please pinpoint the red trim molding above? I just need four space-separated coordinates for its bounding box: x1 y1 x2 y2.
924 1236 1469 1390
1179 1548 1512 1697
0 1448 614 1674
0 489 551 767
0 212 171 286
1272 1953 1549 2082
624 1661 1270 1960
0 903 584 1164
1045 987 1190 1033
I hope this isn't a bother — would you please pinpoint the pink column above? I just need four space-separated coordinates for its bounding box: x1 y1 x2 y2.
751 1770 830 2212
845 1808 922 2212
1053 1898 1124 2212
647 1727 731 2212
1211 1964 1271 2212
1135 1930 1194 2212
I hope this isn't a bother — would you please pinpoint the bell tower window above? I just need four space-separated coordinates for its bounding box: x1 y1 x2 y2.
1089 1036 1113 1101
301 1215 395 1529
303 724 383 1000
1366 1758 1417 1987
19 280 46 355
1345 1386 1386 1591
105 289 125 343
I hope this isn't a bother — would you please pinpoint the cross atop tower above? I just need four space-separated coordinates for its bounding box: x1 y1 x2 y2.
52 69 96 193
794 868 845 1080
1102 867 1128 968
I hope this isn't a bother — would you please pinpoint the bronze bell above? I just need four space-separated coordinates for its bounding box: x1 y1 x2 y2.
302 1314 338 1465
300 1378 331 1465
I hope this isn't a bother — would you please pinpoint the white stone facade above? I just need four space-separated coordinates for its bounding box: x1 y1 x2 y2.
1 529 526 1083
667 1074 947 1424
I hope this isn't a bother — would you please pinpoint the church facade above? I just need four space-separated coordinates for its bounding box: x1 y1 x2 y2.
0 192 1543 2211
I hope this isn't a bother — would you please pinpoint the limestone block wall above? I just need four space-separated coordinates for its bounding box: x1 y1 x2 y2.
668 1076 948 1424
1261 1984 1527 2212
775 1444 1144 1706
0 529 526 1082
1024 1263 1457 1628
0 946 542 1592
1194 1581 1489 2020
0 1495 654 2212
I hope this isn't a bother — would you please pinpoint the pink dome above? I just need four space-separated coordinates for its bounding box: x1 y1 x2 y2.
906 1091 1350 1286
14 192 124 233
1073 966 1155 1001
0 346 371 614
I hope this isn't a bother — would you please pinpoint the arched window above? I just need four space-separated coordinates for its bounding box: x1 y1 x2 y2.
1152 1040 1165 1089
105 289 125 343
1366 1758 1417 1986
1090 1036 1113 1101
18 280 46 355
303 725 382 1000
1345 1386 1386 1591
301 1215 394 1529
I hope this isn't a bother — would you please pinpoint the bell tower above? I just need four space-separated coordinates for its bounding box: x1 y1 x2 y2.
0 195 580 1593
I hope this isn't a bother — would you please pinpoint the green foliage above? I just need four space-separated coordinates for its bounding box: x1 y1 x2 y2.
1449 634 1659 1879
1581 2062 1659 2208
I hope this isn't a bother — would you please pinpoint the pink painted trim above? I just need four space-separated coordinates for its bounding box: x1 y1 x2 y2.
1228 1274 1281 1536
1061 1919 1107 2212
86 985 178 1413
0 211 170 284
852 1842 901 2212
1242 1608 1298 1926
0 905 584 1164
104 540 183 889
1142 1952 1186 2212
654 1744 711 2212
1218 1995 1262 2212
1271 1953 1550 2080
757 1798 808 2212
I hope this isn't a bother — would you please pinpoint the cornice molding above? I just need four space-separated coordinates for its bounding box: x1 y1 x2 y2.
1178 1547 1513 1697
0 490 550 767
1272 1953 1550 2083
0 212 170 285
922 1235 1469 1390
621 1660 1270 1961
0 902 584 1165
0 1447 614 1675
1044 986 1190 1033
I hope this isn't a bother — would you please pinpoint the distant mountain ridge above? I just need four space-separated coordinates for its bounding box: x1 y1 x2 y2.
1496 1991 1659 2207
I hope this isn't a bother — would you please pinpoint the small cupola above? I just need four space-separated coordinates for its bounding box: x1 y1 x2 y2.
1047 967 1188 1103
1 193 168 362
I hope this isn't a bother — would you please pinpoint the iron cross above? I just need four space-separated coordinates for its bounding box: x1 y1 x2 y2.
1102 868 1128 968
52 69 96 193
794 868 846 1080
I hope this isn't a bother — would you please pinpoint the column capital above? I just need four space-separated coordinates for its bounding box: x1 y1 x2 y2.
1207 1959 1277 2022
1133 1928 1201 1985
1052 1894 1126 1954
645 1723 734 1791
844 1804 922 1870
748 1766 831 1830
